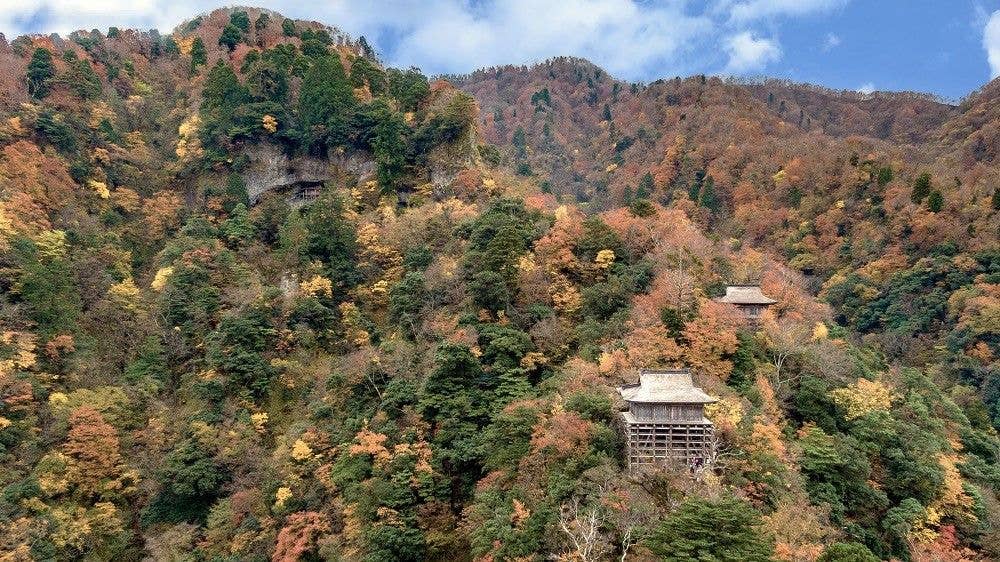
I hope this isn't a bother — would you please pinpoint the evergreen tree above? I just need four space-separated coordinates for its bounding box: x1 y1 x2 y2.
218 23 242 51
370 101 407 193
927 190 943 212
124 336 170 387
419 343 489 495
511 126 527 160
146 437 230 523
636 172 654 200
298 54 355 150
689 170 706 202
190 37 207 71
728 331 756 391
221 203 255 246
282 18 297 36
67 59 102 100
389 272 427 337
229 10 250 32
163 36 180 56
254 12 270 34
877 166 893 187
647 496 775 562
349 56 387 95
911 172 932 203
816 542 878 562
14 236 81 337
199 61 250 151
245 59 288 102
359 35 376 59
387 67 430 112
26 47 55 98
699 174 720 213
464 199 542 311
992 187 1000 211
206 308 276 396
302 194 359 288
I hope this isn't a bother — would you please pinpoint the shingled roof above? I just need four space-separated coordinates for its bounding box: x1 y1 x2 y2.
715 285 777 306
618 369 717 404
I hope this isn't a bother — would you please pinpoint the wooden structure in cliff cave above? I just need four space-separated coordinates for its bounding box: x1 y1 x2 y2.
715 284 777 324
618 369 717 473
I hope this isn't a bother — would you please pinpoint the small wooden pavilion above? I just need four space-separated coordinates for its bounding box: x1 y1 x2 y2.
618 369 717 473
715 284 777 324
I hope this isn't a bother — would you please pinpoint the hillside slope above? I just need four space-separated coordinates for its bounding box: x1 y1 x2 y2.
0 7 998 562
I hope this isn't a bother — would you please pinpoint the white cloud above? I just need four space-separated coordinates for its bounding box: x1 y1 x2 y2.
985 9 1000 79
723 0 847 23
857 82 875 94
822 32 840 51
0 0 853 81
723 31 781 72
0 1 216 37
379 0 713 79
0 0 715 80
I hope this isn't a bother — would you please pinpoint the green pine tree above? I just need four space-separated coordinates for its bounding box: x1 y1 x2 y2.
817 542 879 562
67 59 102 100
298 54 356 149
221 203 255 246
647 496 775 562
199 61 250 152
229 10 250 32
190 37 207 71
26 47 55 98
911 172 931 203
511 126 527 160
218 23 242 51
927 190 943 212
699 174 720 213
370 102 407 193
636 172 654 200
877 166 893 186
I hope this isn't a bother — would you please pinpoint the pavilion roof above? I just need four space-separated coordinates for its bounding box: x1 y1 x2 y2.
715 285 777 305
618 369 717 404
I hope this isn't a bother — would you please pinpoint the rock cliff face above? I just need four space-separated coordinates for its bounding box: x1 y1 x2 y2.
242 132 479 205
242 144 376 204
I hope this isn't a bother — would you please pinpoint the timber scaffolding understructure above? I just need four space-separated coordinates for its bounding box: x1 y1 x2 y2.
618 369 717 474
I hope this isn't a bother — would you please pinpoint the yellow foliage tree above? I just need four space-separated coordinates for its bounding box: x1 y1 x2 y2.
262 114 278 133
88 180 110 199
150 266 174 291
594 249 616 270
175 114 203 160
290 439 314 462
829 378 896 420
107 278 141 311
35 230 68 260
299 275 333 298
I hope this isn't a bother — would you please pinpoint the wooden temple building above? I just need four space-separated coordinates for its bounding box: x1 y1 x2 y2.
715 284 777 324
618 369 717 473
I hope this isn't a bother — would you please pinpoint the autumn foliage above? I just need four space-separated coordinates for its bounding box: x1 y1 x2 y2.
0 6 998 562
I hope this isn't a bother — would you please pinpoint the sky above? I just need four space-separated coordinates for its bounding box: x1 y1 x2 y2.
2 0 999 101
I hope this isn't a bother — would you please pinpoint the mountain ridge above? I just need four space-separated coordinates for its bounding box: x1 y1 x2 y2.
0 7 998 562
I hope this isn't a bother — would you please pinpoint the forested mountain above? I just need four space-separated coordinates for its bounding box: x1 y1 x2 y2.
0 6 998 561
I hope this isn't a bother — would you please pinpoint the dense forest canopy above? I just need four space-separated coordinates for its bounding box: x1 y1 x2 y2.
0 6 999 561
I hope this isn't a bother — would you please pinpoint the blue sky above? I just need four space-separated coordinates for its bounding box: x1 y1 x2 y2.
2 1 999 100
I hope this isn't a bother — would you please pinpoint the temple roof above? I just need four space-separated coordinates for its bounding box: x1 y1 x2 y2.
618 369 717 404
715 285 777 306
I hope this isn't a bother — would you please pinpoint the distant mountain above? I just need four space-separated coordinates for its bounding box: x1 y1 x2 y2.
0 7 998 562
